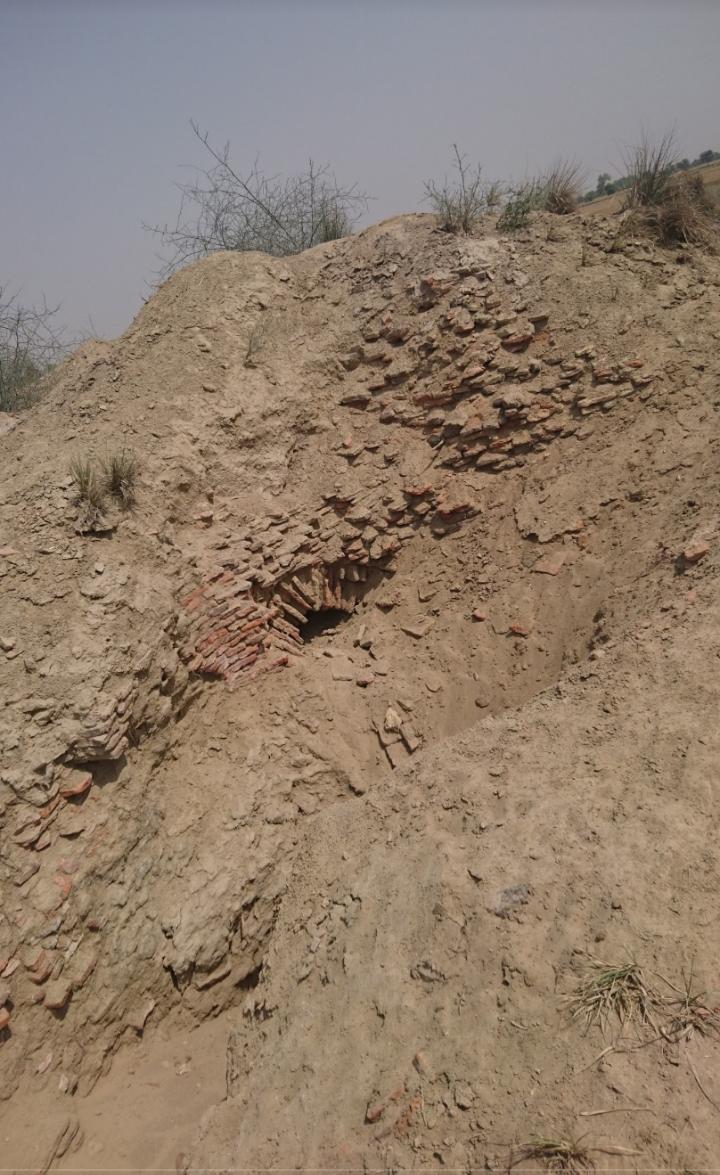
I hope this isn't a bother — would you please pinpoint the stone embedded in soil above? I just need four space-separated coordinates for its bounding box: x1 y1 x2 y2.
384 742 408 770
532 549 567 576
401 621 434 639
365 1101 385 1124
383 707 403 732
400 723 421 753
125 1000 156 1034
454 1082 474 1110
44 979 72 1010
508 623 531 637
413 1049 433 1077
682 539 710 564
411 960 446 983
331 668 354 682
489 883 531 918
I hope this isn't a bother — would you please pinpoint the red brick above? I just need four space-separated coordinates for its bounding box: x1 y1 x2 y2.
59 773 92 800
53 874 73 900
195 626 231 654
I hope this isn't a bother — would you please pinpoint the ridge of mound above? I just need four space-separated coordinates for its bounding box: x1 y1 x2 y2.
1 211 720 1168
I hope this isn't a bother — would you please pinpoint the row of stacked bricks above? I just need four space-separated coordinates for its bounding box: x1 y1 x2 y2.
180 559 376 684
177 478 479 685
180 573 286 682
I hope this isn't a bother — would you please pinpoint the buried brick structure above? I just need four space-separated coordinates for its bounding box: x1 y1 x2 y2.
176 481 478 683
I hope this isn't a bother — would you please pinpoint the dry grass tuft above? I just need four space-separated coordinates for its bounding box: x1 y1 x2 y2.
655 174 718 246
70 458 104 508
658 966 720 1045
542 160 583 215
621 133 718 247
104 450 138 506
623 131 677 209
508 1136 595 1173
566 956 661 1036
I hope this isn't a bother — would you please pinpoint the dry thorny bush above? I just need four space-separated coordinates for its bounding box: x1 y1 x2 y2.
424 144 502 234
0 287 69 412
147 120 369 278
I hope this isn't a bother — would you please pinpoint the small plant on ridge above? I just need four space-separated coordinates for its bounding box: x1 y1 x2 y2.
70 458 104 508
424 144 496 234
104 450 138 506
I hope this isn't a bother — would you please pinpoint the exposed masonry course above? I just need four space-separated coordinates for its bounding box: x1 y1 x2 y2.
177 265 654 686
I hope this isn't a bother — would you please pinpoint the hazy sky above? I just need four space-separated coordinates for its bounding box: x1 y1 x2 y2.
2 0 719 338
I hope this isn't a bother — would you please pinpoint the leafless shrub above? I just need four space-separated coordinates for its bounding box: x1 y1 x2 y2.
147 121 369 278
483 179 505 211
424 145 500 233
0 288 68 412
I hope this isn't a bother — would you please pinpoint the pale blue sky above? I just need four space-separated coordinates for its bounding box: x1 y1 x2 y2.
2 0 719 338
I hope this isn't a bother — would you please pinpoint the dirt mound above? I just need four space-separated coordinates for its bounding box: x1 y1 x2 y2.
1 209 720 1170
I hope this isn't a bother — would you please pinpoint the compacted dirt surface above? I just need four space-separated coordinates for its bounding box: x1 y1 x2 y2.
1 209 720 1171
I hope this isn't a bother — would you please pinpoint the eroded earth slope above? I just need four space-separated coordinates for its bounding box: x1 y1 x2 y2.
1 211 720 1170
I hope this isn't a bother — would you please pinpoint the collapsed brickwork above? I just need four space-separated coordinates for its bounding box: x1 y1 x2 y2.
177 483 475 683
176 248 655 687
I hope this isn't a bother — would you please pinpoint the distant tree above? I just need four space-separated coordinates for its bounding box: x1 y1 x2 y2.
147 121 370 279
0 287 67 412
699 149 717 165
